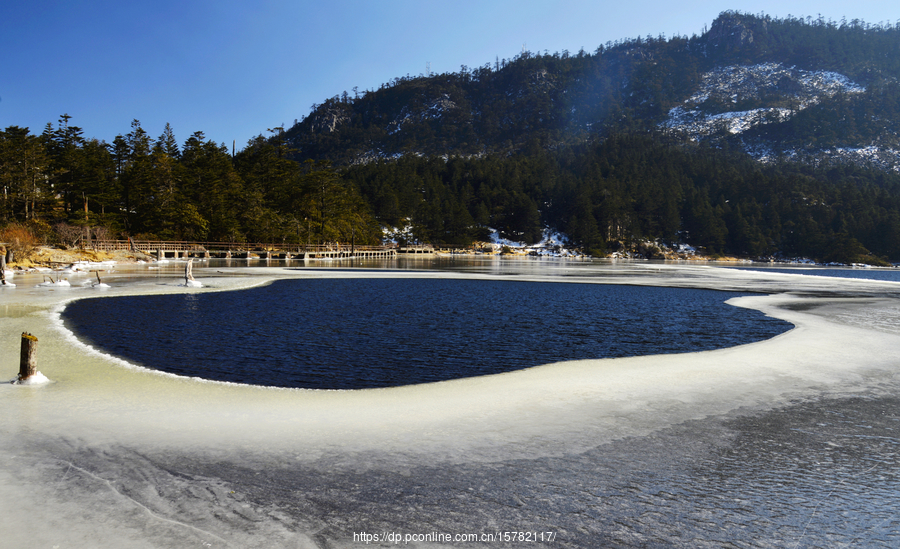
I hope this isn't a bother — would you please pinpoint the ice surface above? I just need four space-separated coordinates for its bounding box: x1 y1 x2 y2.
37 279 71 287
2 262 900 547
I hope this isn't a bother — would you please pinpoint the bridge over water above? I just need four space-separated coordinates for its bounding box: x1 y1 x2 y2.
89 240 406 260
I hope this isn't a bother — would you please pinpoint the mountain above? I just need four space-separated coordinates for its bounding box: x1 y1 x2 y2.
8 12 899 266
248 11 900 265
283 11 900 174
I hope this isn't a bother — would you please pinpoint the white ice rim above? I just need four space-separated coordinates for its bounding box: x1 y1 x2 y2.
42 268 802 392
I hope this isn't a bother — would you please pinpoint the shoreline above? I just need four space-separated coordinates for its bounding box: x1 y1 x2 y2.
3 260 900 547
6 244 898 275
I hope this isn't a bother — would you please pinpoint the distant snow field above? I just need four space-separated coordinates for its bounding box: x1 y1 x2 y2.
661 62 900 172
662 62 866 139
383 224 585 257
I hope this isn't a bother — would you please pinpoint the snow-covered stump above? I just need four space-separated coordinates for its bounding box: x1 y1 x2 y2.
18 333 38 381
90 270 106 287
183 258 202 287
1 248 15 286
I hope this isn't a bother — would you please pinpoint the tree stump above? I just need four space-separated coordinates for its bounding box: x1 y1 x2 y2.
19 333 38 381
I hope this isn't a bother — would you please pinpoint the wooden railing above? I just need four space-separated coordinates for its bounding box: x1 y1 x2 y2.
89 240 396 253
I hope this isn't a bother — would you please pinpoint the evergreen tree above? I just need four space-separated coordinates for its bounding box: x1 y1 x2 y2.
0 126 51 221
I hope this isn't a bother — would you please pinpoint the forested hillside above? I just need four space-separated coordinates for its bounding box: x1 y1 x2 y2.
3 11 900 263
284 12 900 165
346 135 900 263
0 118 382 248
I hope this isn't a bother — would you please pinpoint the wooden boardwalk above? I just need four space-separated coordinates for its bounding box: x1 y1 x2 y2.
90 240 397 260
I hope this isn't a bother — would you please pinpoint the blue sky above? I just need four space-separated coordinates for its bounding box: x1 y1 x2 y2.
2 1 898 151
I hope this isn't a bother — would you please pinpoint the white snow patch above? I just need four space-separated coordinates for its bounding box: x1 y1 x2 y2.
11 371 51 385
386 94 456 135
382 220 415 244
37 279 71 288
746 144 900 172
662 62 865 140
69 260 118 272
666 107 793 136
486 228 585 257
830 146 900 172
675 243 697 255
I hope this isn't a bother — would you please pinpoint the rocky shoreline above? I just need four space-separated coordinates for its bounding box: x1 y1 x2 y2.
6 246 156 270
4 244 895 272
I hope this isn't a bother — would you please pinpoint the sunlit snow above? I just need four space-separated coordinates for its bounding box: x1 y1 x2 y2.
2 261 900 547
662 62 866 140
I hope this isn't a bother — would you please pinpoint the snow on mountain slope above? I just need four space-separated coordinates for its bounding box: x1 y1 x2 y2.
662 62 865 139
661 62 900 172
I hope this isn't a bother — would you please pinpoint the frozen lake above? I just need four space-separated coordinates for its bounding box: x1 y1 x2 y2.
2 258 900 548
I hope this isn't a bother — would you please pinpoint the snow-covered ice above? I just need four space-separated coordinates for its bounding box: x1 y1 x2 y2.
37 279 71 288
1 261 900 547
10 371 51 385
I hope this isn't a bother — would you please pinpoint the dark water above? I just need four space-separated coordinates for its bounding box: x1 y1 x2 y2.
61 278 791 389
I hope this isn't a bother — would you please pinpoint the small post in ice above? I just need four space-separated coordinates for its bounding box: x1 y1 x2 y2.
185 258 195 284
18 332 38 381
0 246 7 285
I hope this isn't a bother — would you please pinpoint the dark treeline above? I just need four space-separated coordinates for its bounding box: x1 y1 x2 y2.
3 117 900 263
347 134 900 263
0 117 381 246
